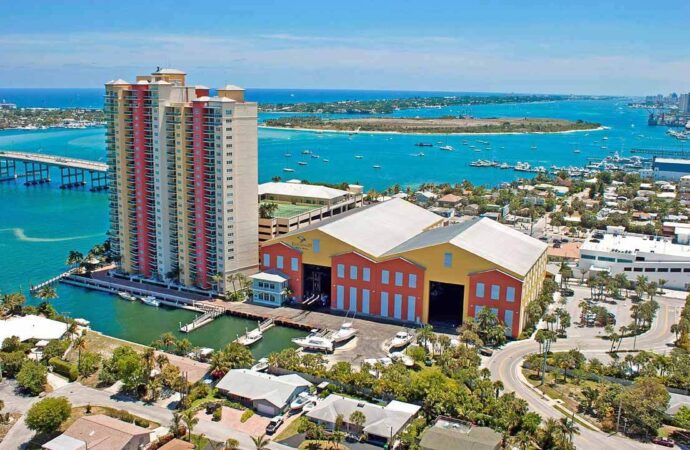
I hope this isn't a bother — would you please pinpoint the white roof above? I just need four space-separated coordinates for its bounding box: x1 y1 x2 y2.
216 369 311 409
43 434 86 450
222 84 245 91
251 271 289 283
153 68 186 74
386 217 547 276
259 182 348 201
0 315 68 342
105 79 129 86
317 198 442 257
307 395 420 438
194 96 235 103
581 233 690 260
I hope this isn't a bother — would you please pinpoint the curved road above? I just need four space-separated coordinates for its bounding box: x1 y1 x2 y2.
486 293 679 450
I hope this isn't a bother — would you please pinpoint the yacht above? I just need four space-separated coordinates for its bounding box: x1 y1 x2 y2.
251 357 269 372
118 292 137 302
302 401 317 412
290 392 316 411
238 328 263 346
331 322 358 343
439 145 454 151
302 150 312 154
574 149 581 153
355 155 364 159
514 161 531 172
292 330 333 352
323 159 330 163
389 330 413 349
499 162 510 169
311 154 320 159
389 352 414 367
283 168 295 172
140 296 161 307
298 161 308 166
372 165 381 169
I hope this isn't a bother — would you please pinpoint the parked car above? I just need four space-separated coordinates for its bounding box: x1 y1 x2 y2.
560 288 574 297
539 236 549 241
266 415 284 435
607 312 616 325
205 402 221 414
651 437 675 447
479 347 494 357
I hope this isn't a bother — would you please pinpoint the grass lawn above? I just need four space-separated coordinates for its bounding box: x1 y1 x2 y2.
265 202 320 218
60 406 159 432
275 416 303 441
298 440 351 450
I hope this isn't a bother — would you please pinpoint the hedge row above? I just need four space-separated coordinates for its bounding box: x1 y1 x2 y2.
48 357 78 382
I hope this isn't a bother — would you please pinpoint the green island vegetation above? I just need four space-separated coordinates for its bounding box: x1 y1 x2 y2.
0 108 104 130
263 116 602 134
259 94 608 114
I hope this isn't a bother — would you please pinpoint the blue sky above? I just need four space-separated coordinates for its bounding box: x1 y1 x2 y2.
1 0 688 95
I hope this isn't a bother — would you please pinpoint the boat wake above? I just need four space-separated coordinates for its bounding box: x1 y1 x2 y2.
0 228 102 242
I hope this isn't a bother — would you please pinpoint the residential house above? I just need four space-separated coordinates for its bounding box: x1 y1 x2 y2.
437 193 463 208
42 415 150 450
419 416 502 450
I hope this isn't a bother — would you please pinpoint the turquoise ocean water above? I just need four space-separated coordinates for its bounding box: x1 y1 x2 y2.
0 88 685 355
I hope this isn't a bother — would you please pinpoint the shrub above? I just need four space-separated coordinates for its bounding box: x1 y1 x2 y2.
240 409 254 423
16 360 47 395
26 397 71 434
49 357 79 382
0 351 27 377
41 339 69 361
212 408 222 422
77 351 101 377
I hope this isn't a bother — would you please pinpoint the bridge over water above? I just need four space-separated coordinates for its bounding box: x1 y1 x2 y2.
0 150 109 191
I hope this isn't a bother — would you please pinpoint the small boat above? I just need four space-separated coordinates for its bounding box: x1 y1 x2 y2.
283 168 295 172
603 136 609 140
298 161 308 166
372 165 381 169
140 296 161 307
390 330 413 349
415 152 425 157
238 328 263 346
302 150 312 154
290 392 315 411
118 292 137 302
302 401 317 412
292 330 333 352
530 145 537 149
355 155 364 159
415 142 433 147
323 159 330 163
439 145 454 151
311 154 320 159
74 318 91 327
574 149 581 154
331 322 358 343
499 163 510 169
284 153 292 157
389 352 415 367
251 357 269 372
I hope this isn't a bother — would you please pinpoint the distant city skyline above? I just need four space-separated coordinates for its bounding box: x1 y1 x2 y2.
1 0 689 95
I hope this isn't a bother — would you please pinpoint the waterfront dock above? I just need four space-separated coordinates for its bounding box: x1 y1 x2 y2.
30 267 78 295
0 150 109 191
179 304 225 333
233 318 275 345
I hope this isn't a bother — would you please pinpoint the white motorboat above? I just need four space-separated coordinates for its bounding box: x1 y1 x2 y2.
118 292 137 302
389 352 415 367
290 391 315 411
238 328 263 346
292 331 333 352
302 401 317 412
140 296 161 307
251 357 269 372
298 161 308 166
354 155 364 159
331 322 358 343
439 145 454 151
283 168 295 172
372 165 381 169
389 330 413 349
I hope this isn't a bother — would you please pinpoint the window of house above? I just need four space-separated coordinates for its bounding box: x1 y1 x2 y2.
291 257 298 271
337 264 345 278
491 285 500 300
362 267 371 282
476 282 485 298
350 265 358 280
381 270 390 285
276 255 284 269
263 253 270 267
409 274 417 288
395 272 403 287
444 252 453 267
312 239 320 253
506 287 515 302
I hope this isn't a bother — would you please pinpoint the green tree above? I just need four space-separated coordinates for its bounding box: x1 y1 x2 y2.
251 433 271 450
209 342 254 378
34 285 58 301
16 360 47 395
66 250 84 267
620 377 670 436
25 397 71 434
348 410 367 436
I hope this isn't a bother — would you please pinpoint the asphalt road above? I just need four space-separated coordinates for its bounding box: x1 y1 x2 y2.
485 287 681 450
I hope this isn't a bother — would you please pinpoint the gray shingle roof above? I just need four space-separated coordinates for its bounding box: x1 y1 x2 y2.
216 369 311 409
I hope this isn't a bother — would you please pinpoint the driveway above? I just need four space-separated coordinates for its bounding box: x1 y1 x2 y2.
196 406 270 436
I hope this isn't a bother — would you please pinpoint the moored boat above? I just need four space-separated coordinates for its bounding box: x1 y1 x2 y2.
118 292 137 302
389 330 413 349
140 296 161 307
331 322 358 343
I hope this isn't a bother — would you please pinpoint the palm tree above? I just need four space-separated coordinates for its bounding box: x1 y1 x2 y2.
348 410 366 437
73 335 87 367
143 347 156 371
66 250 84 268
658 278 667 294
160 332 177 351
223 438 240 450
170 412 185 438
559 415 580 442
251 434 270 450
155 353 169 370
34 285 58 301
190 433 209 449
211 272 224 293
182 410 198 441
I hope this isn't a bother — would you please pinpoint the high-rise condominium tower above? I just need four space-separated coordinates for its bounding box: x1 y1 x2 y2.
104 68 258 291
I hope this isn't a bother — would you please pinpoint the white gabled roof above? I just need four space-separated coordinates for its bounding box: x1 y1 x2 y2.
105 79 129 86
153 68 186 75
222 84 245 91
259 181 348 201
317 198 442 257
251 271 289 283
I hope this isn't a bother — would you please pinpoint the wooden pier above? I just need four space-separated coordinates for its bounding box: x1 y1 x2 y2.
0 150 109 191
179 304 225 333
30 268 78 295
234 318 275 345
